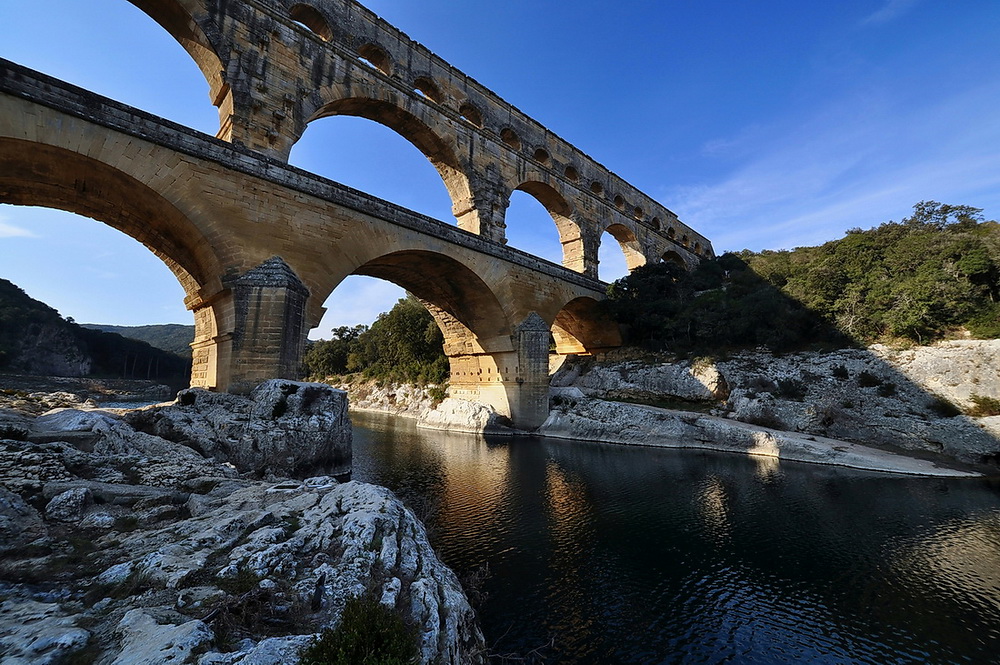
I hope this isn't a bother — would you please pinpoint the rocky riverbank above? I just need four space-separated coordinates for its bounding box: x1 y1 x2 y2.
551 341 1000 469
0 380 485 665
332 341 1000 476
336 379 515 434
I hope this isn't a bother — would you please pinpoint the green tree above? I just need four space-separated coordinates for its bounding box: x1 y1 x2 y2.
303 325 367 377
347 296 449 385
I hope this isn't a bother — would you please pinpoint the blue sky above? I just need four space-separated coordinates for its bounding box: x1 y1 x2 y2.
1 0 998 337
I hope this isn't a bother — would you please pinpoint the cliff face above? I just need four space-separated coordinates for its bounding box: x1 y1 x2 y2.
11 321 92 377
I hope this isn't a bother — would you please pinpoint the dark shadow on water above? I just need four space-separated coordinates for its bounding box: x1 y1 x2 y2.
351 411 1000 665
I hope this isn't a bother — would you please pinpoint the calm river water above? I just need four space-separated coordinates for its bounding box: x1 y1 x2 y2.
350 411 1000 665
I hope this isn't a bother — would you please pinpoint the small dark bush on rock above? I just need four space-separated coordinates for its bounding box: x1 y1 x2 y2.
299 593 419 665
857 371 882 388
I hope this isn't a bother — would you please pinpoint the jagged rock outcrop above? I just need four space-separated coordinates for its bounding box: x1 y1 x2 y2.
126 379 352 478
552 355 728 402
0 390 486 665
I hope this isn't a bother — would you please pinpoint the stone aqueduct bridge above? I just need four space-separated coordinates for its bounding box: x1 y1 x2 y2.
0 0 713 428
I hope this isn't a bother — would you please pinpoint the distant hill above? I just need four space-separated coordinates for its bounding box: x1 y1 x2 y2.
0 278 189 386
82 324 195 358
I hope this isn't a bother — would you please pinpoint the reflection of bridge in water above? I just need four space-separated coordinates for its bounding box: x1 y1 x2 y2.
0 0 713 428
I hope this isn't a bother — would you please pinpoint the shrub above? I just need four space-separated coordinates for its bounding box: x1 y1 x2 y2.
857 371 882 388
299 594 419 665
775 378 808 401
831 365 849 379
967 394 1000 417
877 382 897 397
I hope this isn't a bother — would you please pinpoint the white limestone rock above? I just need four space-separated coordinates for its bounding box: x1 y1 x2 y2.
418 398 514 434
0 599 91 665
44 487 90 522
90 478 484 664
126 380 352 478
112 609 213 665
551 356 729 401
538 397 979 477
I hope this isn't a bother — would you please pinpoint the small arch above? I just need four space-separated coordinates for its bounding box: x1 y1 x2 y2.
614 195 625 209
694 242 702 255
667 227 676 239
601 223 646 278
533 148 550 164
357 43 391 76
565 166 580 182
651 216 661 230
681 234 690 247
500 128 521 150
413 76 442 103
289 3 333 41
510 181 584 272
590 181 604 195
633 206 644 220
459 102 483 128
661 250 686 267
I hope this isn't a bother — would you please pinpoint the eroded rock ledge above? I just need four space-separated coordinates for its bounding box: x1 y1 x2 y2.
0 380 485 665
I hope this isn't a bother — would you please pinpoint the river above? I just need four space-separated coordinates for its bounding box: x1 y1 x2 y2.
350 411 1000 665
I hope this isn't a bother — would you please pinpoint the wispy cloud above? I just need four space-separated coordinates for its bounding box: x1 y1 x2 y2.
861 0 920 26
667 81 1000 253
0 217 36 238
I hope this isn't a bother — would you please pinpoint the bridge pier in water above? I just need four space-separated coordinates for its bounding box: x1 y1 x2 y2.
446 313 553 431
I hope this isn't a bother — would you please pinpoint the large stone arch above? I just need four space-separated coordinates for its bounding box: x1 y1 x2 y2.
299 93 477 230
0 138 231 389
551 297 622 355
511 181 587 274
125 0 233 137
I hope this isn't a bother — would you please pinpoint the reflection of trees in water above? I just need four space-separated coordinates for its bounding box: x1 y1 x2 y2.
354 415 1000 663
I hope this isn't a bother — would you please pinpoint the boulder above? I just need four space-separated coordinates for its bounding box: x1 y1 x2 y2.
44 487 91 522
0 599 90 665
126 380 352 478
0 487 46 553
418 398 514 434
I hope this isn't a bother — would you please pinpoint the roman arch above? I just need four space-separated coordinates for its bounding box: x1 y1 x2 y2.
0 0 713 428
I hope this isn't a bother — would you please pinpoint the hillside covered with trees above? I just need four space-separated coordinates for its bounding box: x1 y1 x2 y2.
0 278 190 385
605 202 1000 353
82 323 195 358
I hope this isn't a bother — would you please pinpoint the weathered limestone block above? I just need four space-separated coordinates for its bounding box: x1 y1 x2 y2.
552 356 729 401
112 610 213 665
44 487 91 522
128 379 352 478
0 488 45 554
417 397 513 434
99 479 484 665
